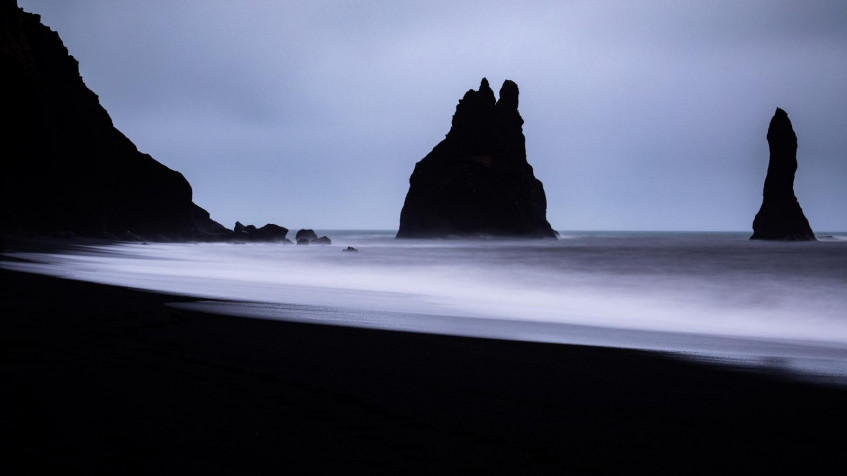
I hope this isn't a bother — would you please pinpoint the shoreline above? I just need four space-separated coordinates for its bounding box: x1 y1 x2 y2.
5 233 847 386
3 267 846 474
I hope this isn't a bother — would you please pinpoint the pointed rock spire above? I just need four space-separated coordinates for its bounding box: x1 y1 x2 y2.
751 108 815 240
496 79 519 111
478 77 496 105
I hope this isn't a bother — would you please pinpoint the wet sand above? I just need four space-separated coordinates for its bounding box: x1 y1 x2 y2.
2 263 846 474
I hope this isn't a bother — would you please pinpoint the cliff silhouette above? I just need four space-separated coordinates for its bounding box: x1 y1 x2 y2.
0 1 224 239
751 108 815 240
397 78 557 239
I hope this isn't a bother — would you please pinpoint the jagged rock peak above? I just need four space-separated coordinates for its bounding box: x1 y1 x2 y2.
750 107 815 241
478 77 496 105
496 79 519 111
397 77 556 239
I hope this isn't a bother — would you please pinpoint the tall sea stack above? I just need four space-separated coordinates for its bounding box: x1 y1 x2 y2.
0 1 223 239
396 78 557 239
751 108 815 241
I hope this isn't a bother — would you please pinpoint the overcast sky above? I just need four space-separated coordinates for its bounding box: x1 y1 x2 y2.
20 0 847 231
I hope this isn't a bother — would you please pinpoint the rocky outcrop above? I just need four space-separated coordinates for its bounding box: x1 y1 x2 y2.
0 1 223 240
751 108 815 241
397 78 557 239
295 229 331 245
253 224 290 242
190 204 230 238
295 229 318 243
233 222 290 242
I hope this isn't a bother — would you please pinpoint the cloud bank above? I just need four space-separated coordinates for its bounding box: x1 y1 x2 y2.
20 0 847 231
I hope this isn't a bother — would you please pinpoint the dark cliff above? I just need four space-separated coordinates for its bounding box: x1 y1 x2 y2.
750 108 815 241
396 78 557 239
0 1 224 239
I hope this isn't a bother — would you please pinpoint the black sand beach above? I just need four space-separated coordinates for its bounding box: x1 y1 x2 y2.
2 262 846 475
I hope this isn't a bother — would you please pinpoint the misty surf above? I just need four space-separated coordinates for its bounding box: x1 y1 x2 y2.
6 231 847 382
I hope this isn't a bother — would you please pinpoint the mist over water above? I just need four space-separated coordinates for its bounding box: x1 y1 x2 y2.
5 231 847 381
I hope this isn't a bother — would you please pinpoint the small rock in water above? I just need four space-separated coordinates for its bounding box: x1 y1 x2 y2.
256 223 289 241
234 221 290 242
294 229 331 245
343 246 358 252
296 229 318 242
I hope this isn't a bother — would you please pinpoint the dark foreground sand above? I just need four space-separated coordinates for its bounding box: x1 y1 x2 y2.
2 264 846 475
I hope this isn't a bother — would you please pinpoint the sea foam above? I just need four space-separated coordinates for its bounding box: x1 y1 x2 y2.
5 231 847 381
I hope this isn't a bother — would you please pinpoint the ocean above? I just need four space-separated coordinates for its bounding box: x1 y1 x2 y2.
5 231 847 382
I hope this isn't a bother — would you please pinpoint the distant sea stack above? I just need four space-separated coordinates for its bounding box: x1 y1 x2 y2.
396 78 557 239
750 108 815 241
0 1 224 239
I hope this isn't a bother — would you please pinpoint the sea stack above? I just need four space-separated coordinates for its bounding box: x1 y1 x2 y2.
0 1 224 239
750 108 815 241
396 78 557 239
